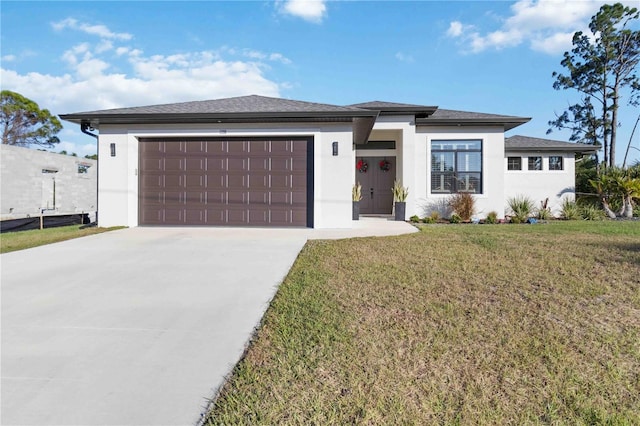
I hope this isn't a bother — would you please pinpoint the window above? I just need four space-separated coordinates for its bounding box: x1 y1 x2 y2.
77 164 91 174
549 156 563 170
507 156 522 170
431 140 482 193
528 156 542 171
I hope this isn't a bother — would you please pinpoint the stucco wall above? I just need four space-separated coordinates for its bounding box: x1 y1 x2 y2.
414 126 507 219
96 123 354 228
504 152 576 217
0 144 97 220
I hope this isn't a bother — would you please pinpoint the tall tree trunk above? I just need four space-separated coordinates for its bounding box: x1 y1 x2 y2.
623 197 634 218
610 79 619 168
602 198 618 218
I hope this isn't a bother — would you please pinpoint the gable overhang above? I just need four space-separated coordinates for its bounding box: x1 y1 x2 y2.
415 117 531 131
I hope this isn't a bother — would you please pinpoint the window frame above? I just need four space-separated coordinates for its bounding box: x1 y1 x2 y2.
528 156 542 171
549 155 563 171
507 156 522 171
430 139 483 194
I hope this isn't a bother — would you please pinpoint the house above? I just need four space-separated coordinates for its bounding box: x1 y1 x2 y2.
60 95 596 228
0 144 97 221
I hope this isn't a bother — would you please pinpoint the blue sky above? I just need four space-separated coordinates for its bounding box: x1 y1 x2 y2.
1 0 638 164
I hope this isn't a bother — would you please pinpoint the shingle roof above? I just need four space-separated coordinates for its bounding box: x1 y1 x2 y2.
416 108 530 131
506 135 599 153
65 95 366 116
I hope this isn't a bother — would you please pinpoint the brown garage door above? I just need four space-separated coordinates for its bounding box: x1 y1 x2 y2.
139 137 312 227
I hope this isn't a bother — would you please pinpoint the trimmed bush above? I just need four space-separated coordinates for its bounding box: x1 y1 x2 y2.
560 198 581 220
447 193 476 222
485 211 499 224
507 195 535 223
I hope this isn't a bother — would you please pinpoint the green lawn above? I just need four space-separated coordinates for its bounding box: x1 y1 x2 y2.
206 221 640 425
0 225 124 253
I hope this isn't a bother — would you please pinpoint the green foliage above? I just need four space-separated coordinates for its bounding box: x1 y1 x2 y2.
575 155 599 195
449 214 461 224
590 166 640 218
537 198 552 220
581 205 606 221
84 154 98 160
447 193 476 221
409 215 421 223
392 180 408 202
508 195 535 223
352 182 362 202
1 90 62 147
561 198 582 220
485 211 499 224
548 3 640 168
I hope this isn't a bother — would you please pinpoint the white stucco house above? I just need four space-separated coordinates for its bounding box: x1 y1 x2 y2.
60 95 596 228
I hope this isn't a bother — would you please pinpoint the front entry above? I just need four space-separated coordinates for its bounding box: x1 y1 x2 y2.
355 156 395 214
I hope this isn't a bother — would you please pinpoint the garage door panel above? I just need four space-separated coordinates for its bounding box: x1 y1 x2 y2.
227 208 248 224
185 209 206 224
185 174 205 188
227 142 248 154
141 158 164 172
164 174 183 189
164 158 184 172
163 208 184 223
186 158 206 171
140 138 310 227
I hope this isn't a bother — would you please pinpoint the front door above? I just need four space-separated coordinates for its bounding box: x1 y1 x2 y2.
356 156 395 214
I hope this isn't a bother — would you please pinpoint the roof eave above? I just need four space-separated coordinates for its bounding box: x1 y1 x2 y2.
59 110 378 127
505 145 600 154
415 118 531 131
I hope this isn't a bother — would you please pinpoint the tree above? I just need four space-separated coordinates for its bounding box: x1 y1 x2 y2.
549 3 640 168
590 165 640 218
1 90 62 147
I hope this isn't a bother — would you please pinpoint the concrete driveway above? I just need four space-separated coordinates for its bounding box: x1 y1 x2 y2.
1 221 416 425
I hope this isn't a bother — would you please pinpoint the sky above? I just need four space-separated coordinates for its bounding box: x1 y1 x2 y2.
1 0 639 165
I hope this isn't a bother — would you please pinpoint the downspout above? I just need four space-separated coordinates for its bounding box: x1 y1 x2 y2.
81 122 99 227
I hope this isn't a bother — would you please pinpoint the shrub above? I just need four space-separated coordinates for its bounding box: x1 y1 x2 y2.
537 198 552 220
423 217 437 224
447 193 476 222
560 198 581 220
507 195 535 223
485 211 499 224
429 211 441 221
409 215 421 223
581 205 605 221
449 214 461 224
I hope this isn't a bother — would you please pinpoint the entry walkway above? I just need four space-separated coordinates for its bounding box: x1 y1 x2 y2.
1 220 417 425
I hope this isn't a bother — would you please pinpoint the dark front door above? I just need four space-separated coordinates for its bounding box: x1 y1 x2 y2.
356 156 395 214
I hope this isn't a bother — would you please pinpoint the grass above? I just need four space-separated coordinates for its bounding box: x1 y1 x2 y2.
206 221 640 425
0 225 124 253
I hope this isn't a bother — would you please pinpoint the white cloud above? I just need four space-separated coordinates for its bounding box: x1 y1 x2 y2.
447 21 464 37
395 52 414 63
52 18 132 40
445 0 636 55
1 42 287 115
277 0 327 23
2 54 17 62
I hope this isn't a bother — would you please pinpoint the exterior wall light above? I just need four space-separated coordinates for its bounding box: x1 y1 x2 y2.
110 143 116 157
332 141 338 156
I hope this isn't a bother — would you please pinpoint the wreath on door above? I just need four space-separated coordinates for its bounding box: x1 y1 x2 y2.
379 159 392 172
356 159 368 173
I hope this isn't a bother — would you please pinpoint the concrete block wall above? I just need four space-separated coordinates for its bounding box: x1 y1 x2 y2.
0 145 97 220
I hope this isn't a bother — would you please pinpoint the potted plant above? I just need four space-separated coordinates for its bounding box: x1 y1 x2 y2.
392 180 409 221
352 182 362 220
